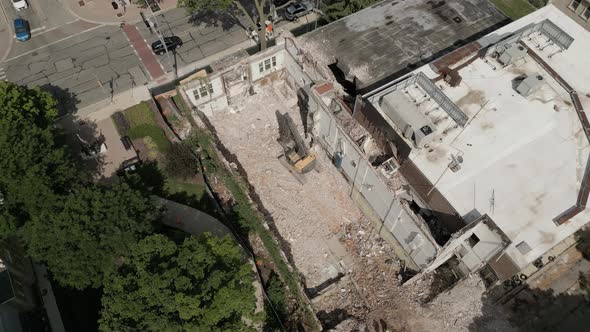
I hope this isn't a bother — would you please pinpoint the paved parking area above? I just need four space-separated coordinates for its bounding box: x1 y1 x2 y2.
57 114 138 179
96 117 137 178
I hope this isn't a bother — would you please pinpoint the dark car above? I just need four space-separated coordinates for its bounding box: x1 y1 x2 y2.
283 1 313 21
14 18 30 42
151 36 182 55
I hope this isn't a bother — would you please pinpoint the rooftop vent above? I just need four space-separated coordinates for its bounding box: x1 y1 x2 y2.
498 44 527 66
515 74 544 97
448 154 463 172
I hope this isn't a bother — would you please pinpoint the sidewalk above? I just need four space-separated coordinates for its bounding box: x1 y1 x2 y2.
154 12 320 83
63 0 177 25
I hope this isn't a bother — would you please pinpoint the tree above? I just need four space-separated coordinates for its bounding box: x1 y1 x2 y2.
163 141 198 180
99 234 257 331
0 81 59 128
321 0 377 23
178 0 272 50
0 120 75 236
22 184 158 289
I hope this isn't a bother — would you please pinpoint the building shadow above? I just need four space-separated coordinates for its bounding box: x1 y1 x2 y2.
51 281 100 332
469 228 590 331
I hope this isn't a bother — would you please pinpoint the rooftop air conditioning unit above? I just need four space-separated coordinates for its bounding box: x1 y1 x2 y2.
516 74 544 97
498 44 527 66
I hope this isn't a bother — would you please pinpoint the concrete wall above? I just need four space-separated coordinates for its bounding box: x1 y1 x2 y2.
308 92 439 270
550 0 590 31
425 215 509 274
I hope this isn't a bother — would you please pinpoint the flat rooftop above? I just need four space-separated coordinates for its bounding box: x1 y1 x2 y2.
302 0 508 92
367 5 590 269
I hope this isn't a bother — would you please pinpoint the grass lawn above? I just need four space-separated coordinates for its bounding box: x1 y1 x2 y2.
165 179 206 199
117 101 171 152
490 0 537 20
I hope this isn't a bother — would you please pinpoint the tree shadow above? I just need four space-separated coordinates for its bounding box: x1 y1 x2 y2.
123 160 167 196
39 84 80 117
186 8 247 31
469 227 590 331
55 115 106 181
167 190 220 219
122 161 221 219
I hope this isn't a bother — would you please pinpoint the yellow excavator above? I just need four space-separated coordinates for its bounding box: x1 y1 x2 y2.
276 110 316 175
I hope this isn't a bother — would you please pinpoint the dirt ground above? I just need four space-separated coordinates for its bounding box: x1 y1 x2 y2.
207 82 512 331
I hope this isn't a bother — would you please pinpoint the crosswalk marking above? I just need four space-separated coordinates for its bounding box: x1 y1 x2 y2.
0 68 6 81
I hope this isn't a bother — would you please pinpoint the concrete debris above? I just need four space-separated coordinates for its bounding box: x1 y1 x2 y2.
207 83 514 331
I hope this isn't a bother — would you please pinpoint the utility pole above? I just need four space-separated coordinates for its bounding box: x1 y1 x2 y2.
143 0 173 73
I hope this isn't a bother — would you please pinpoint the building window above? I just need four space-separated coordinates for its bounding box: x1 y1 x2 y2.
192 83 214 101
570 0 582 11
467 234 480 247
582 6 590 20
258 55 278 74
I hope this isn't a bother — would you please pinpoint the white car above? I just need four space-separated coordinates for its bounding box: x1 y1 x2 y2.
11 0 28 11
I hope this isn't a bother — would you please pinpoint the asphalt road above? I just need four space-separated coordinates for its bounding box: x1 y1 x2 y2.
2 0 76 44
0 3 318 114
1 25 145 113
137 8 252 72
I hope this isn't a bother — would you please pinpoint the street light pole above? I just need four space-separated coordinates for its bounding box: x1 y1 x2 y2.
143 0 173 71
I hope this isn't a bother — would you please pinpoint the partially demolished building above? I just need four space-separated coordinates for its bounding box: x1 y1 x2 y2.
179 3 590 288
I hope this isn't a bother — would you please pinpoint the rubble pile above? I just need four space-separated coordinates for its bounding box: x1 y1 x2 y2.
207 83 514 331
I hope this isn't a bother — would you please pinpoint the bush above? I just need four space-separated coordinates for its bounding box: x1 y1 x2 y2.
265 271 288 329
111 112 130 135
163 142 198 179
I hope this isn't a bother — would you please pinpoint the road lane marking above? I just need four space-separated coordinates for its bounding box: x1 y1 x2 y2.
31 20 80 38
4 24 105 63
31 26 46 33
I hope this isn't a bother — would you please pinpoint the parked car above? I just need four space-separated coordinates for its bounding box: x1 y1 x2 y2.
14 18 30 42
283 1 313 21
11 0 28 11
151 36 182 55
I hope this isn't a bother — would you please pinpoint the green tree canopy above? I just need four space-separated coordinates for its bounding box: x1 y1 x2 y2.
0 119 75 235
99 234 256 331
0 81 59 128
22 184 158 289
321 0 377 23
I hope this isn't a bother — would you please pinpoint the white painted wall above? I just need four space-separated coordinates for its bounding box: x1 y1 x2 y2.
425 217 507 273
249 51 285 82
185 75 225 107
312 95 439 269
